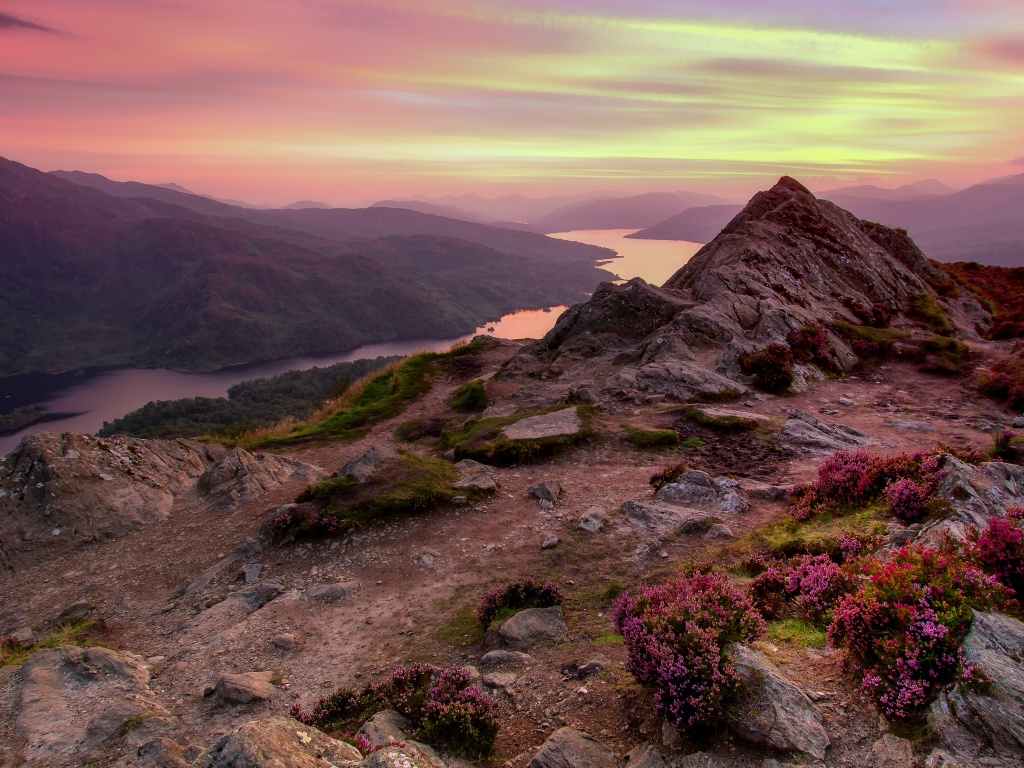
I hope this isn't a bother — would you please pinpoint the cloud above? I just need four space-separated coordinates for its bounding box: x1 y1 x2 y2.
0 11 60 34
1011 156 1024 165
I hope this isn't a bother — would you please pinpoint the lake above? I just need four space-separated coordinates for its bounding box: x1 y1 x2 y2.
0 230 702 455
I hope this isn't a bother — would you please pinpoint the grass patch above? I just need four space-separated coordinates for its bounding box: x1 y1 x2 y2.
437 605 487 647
444 405 594 466
767 619 827 649
909 292 953 336
451 380 488 412
0 619 101 666
682 406 761 432
680 436 707 450
919 337 971 375
622 424 680 450
594 634 625 646
395 417 451 442
754 507 888 560
118 712 161 738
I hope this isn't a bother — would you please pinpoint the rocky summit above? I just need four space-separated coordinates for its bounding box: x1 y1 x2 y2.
2 178 1024 768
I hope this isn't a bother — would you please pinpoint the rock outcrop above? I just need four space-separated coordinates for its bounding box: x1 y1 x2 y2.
0 432 321 568
498 606 569 649
192 716 362 768
527 727 619 768
503 177 988 404
917 459 1024 547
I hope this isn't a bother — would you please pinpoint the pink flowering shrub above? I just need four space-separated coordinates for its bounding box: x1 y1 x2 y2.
748 555 854 623
790 450 945 521
884 478 930 522
612 572 765 730
788 323 840 372
292 663 497 756
477 577 563 627
828 546 1009 719
973 508 1024 600
263 506 346 541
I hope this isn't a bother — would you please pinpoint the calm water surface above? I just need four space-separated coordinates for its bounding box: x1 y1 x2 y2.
0 230 701 454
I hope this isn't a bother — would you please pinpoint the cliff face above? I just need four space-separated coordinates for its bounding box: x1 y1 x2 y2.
0 432 321 569
513 177 990 402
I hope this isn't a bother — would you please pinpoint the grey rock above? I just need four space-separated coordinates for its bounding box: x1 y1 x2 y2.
655 470 750 514
193 716 361 768
358 710 410 749
503 408 583 441
838 396 855 406
539 499 555 510
482 671 518 689
527 727 618 768
499 606 568 649
272 634 296 651
577 506 609 533
775 409 872 455
622 499 717 535
336 445 399 483
453 474 498 493
542 535 560 549
738 479 788 501
726 643 830 760
184 538 265 598
305 581 356 602
1014 416 1024 429
917 459 1024 547
455 459 496 475
215 671 277 705
15 646 169 766
479 650 531 671
686 404 773 427
112 736 191 768
242 564 262 584
199 449 321 506
928 611 1024 762
11 626 34 646
626 743 669 768
482 404 520 419
576 658 607 679
527 480 564 502
363 742 446 768
871 734 915 768
451 495 467 506
54 599 97 624
888 419 937 433
703 524 734 540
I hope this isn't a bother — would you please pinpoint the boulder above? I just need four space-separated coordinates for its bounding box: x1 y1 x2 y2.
621 499 717 535
452 474 498 493
192 716 361 768
179 582 283 644
336 445 399 483
479 650 531 671
928 612 1024 762
655 470 750 514
215 672 277 705
527 727 618 768
455 459 496 475
703 524 734 540
358 710 411 749
363 742 446 768
774 410 872 455
305 582 357 602
0 433 319 568
503 408 582 441
726 644 830 760
498 606 568 649
15 646 170 766
527 481 563 502
577 507 609 533
917 459 1024 547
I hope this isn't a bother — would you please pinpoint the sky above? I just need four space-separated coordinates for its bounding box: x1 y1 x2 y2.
2 0 1024 206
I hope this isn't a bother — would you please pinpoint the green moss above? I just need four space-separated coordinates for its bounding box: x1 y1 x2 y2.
909 293 953 336
919 337 971 375
445 405 594 466
622 424 680 449
295 475 358 502
767 619 827 648
437 606 487 647
680 436 707 450
594 634 625 645
754 507 888 560
0 619 101 667
682 406 761 432
834 321 911 347
451 380 487 413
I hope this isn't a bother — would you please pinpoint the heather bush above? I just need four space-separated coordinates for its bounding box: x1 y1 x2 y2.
973 509 1024 599
476 577 564 627
828 546 1009 719
790 449 944 521
612 572 765 730
787 323 840 372
883 478 930 523
649 463 689 492
739 343 795 393
748 555 854 623
292 663 498 756
977 349 1024 411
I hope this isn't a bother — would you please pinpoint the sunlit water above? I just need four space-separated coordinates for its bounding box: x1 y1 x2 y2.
0 230 701 453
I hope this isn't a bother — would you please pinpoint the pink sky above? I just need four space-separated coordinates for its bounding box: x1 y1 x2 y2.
3 0 1024 205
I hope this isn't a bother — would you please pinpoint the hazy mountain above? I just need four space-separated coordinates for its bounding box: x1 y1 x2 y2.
406 191 608 222
370 199 493 223
820 179 958 201
626 205 743 243
0 157 614 376
283 200 333 209
530 191 736 233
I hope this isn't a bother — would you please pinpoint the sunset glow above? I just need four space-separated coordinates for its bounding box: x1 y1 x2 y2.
3 0 1024 203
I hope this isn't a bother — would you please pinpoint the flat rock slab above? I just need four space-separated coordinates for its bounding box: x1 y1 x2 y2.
502 408 582 441
655 470 750 513
527 727 618 768
621 499 717 535
193 716 361 768
482 404 520 419
499 606 568 649
726 643 830 760
453 474 498 492
16 646 169 766
455 459 496 475
686 405 773 427
775 409 871 455
304 582 357 602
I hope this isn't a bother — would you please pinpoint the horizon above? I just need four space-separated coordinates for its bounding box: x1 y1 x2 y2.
3 1 1024 207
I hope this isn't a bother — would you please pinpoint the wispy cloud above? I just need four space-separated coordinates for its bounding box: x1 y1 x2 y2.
0 10 60 34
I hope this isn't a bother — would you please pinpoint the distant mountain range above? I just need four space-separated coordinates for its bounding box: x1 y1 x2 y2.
627 176 1024 267
0 157 615 377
